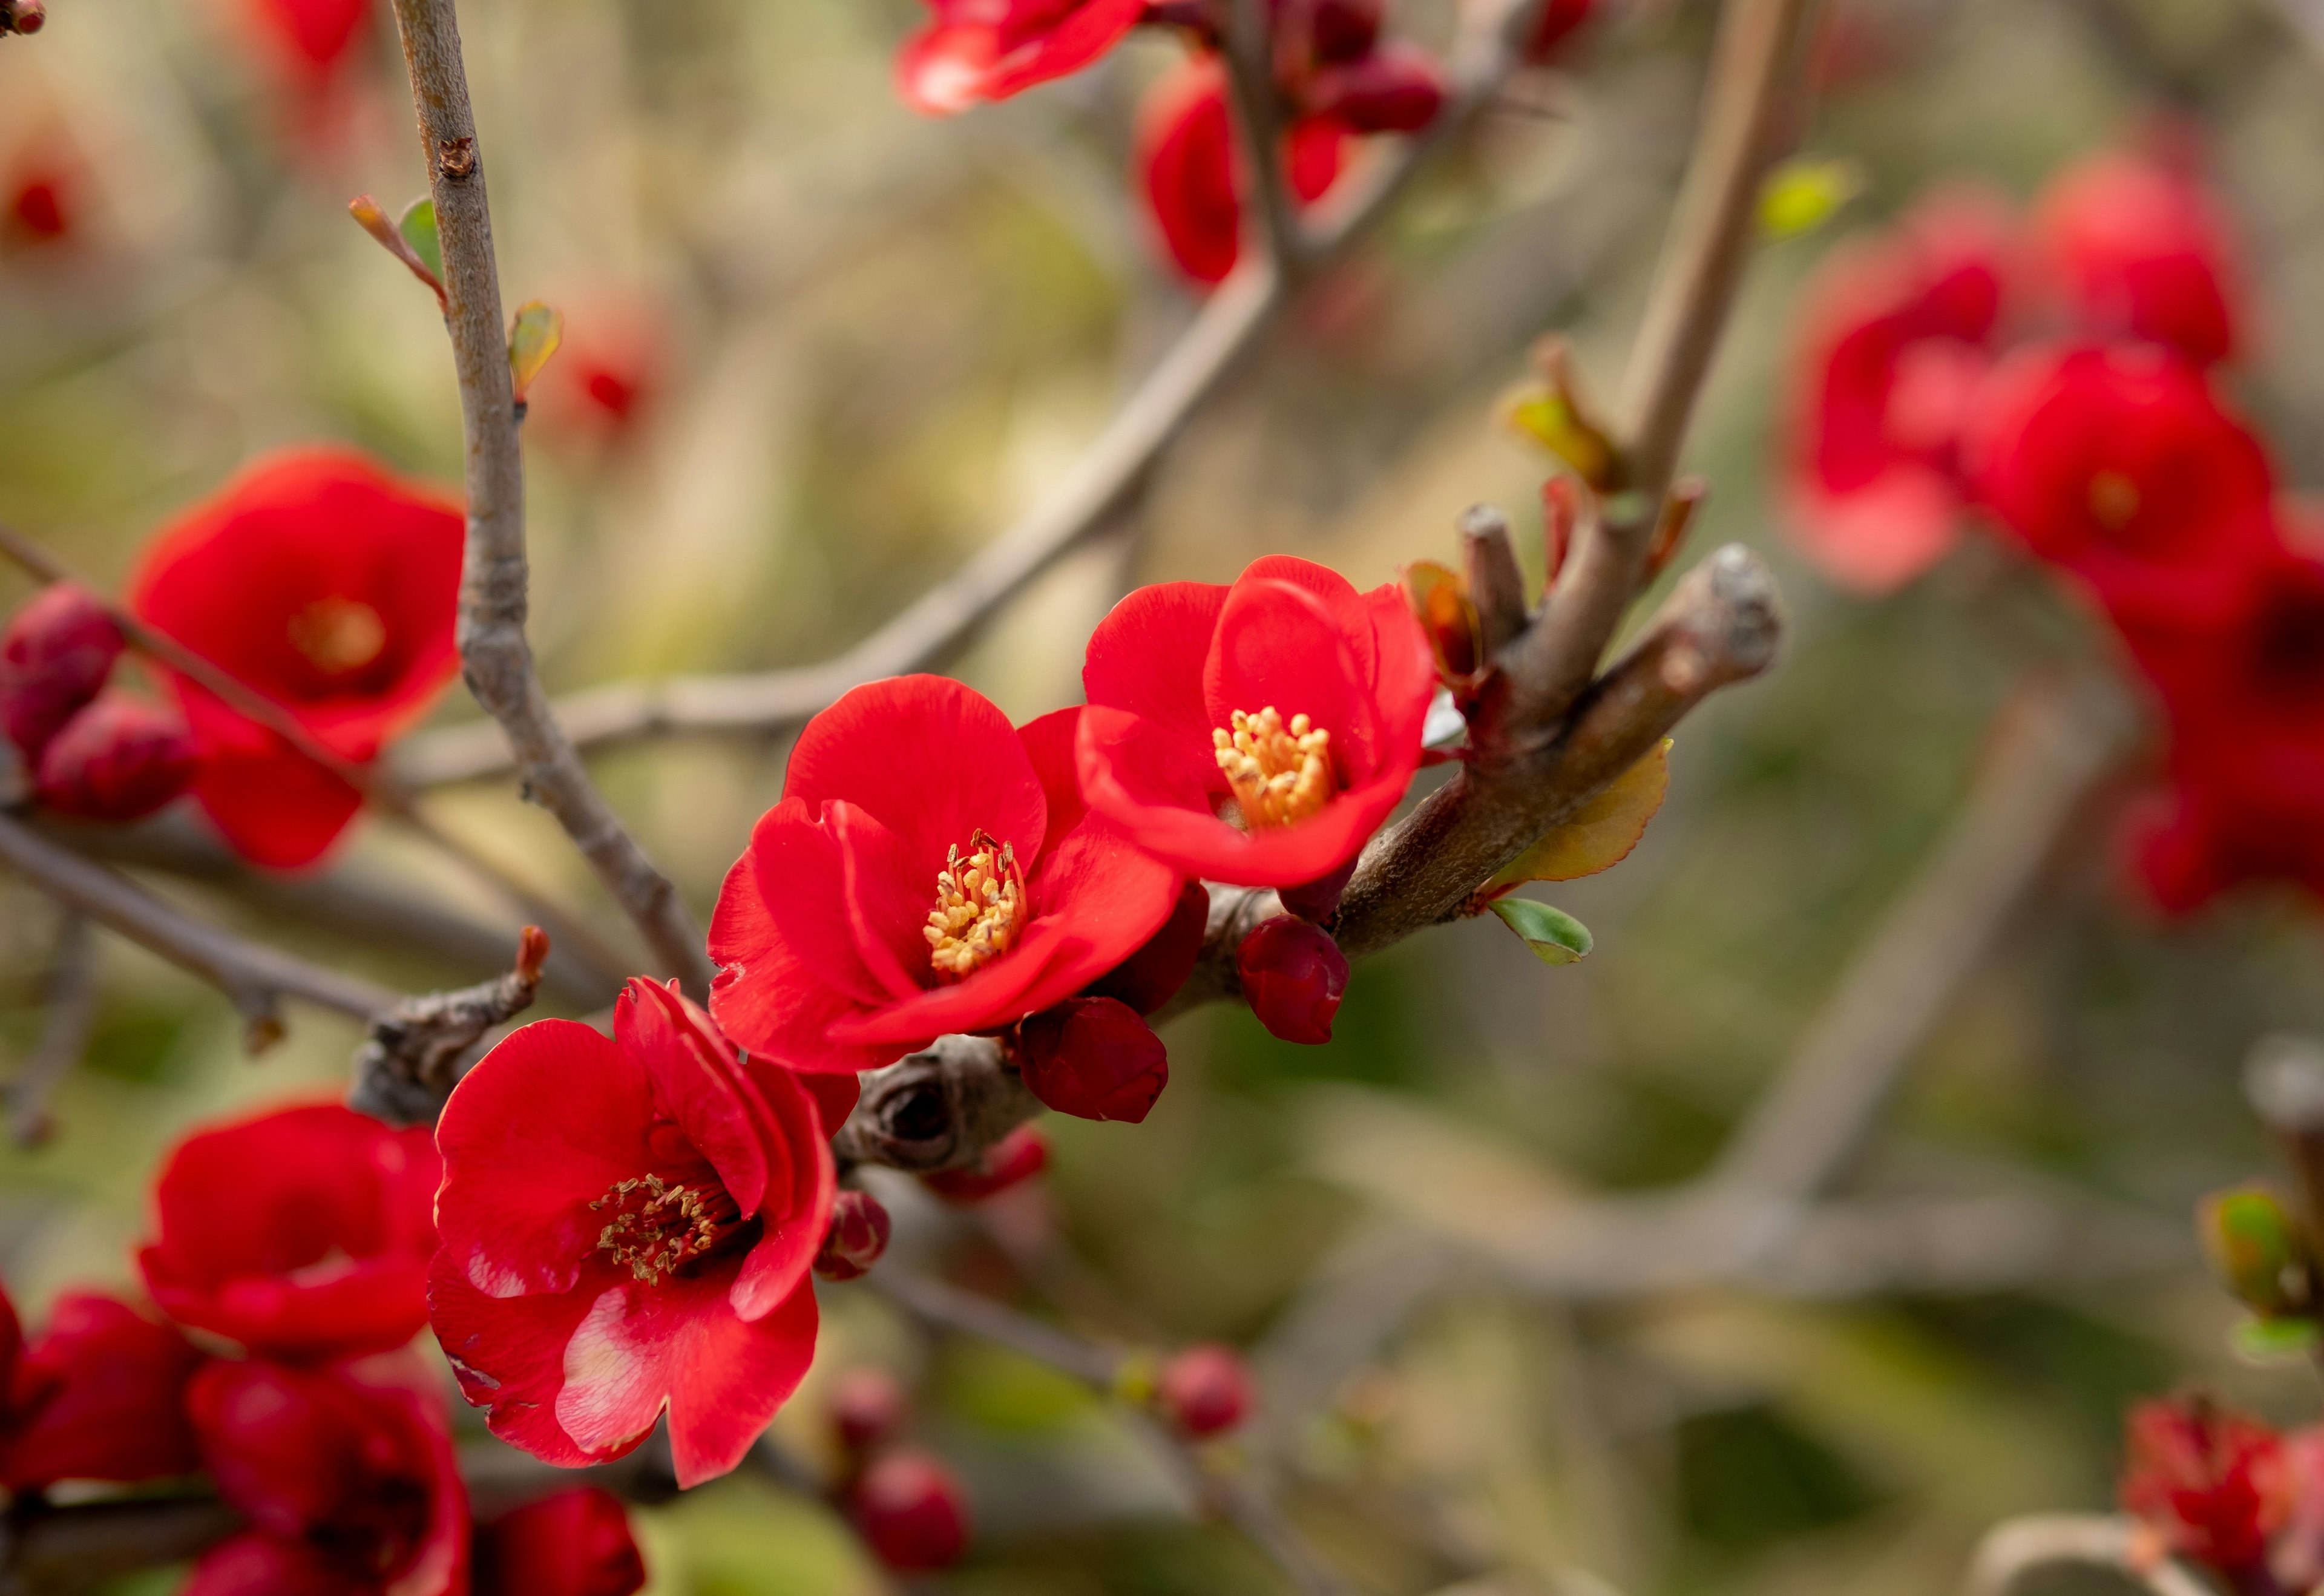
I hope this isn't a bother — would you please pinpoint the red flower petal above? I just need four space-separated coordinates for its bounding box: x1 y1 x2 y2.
1082 582 1228 787
663 1281 819 1488
1203 577 1379 775
0 1292 201 1489
622 980 772 1221
832 801 945 1002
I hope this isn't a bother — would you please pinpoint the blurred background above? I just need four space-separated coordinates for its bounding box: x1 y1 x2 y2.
7 0 2324 1591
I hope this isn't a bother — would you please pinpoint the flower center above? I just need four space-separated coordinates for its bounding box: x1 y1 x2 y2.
1214 706 1333 829
925 830 1025 981
2087 469 2141 533
590 1172 745 1284
287 597 388 677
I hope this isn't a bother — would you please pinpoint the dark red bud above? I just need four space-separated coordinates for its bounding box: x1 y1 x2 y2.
7 0 45 34
1087 880 1209 1014
1016 997 1169 1123
1299 45 1446 134
831 1367 910 1456
849 1449 970 1572
813 1190 893 1282
1276 855 1359 923
1157 1344 1254 1438
1309 0 1382 62
921 1125 1050 1206
1236 916 1347 1045
36 695 199 823
473 1488 646 1596
0 585 124 759
514 925 551 985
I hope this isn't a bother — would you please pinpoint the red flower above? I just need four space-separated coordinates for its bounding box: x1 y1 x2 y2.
1784 186 2014 593
2034 148 2240 369
896 0 1145 114
248 0 373 82
428 979 836 1488
473 1490 646 1596
1522 0 1597 63
2121 1396 2290 1579
185 1350 467 1596
708 675 1180 1077
1966 343 2276 629
0 1287 202 1490
128 448 464 870
140 1101 441 1361
1077 555 1436 888
1137 57 1347 287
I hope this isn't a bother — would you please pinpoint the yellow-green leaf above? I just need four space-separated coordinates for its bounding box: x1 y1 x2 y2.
1488 897 1592 965
2233 1314 2322 1364
2201 1185 2309 1316
1760 156 1868 240
1486 738 1672 894
397 197 442 281
508 301 564 404
1497 384 1616 488
1401 559 1482 686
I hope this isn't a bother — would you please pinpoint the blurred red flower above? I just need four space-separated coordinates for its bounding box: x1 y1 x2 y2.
128 448 464 870
2121 1396 2290 1582
139 1101 441 1361
1137 57 1347 287
896 0 1145 114
185 1350 467 1596
1966 343 2275 629
848 1448 970 1572
1782 186 2014 593
709 675 1180 1077
472 1489 646 1596
428 979 834 1488
0 1287 202 1491
248 0 373 83
2033 146 2241 369
1077 554 1434 888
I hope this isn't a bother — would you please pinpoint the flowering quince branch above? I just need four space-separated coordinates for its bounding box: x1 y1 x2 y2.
350 925 551 1126
382 0 716 996
3 910 93 1148
1220 0 1304 274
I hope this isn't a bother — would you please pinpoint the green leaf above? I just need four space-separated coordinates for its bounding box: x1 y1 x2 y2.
396 197 441 281
1497 384 1616 488
507 301 564 404
1488 897 1593 965
2232 1314 2322 1363
1759 156 1868 239
1486 739 1671 894
2201 1184 2311 1315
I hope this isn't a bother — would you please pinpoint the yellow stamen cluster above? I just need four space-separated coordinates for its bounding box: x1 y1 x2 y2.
591 1173 740 1284
1214 706 1333 829
287 596 388 677
926 830 1025 981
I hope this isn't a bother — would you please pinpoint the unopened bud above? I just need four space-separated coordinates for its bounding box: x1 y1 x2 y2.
0 585 123 759
1236 916 1347 1045
1017 997 1169 1123
36 695 199 822
1157 1344 1253 1438
1299 44 1446 134
1308 0 1381 61
7 0 45 34
2201 1186 2311 1318
832 1366 909 1456
1086 881 1209 1014
848 1449 970 1572
921 1125 1049 1206
472 1489 645 1596
814 1189 893 1282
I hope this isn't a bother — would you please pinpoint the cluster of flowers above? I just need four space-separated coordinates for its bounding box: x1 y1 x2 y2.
2116 1393 2324 1596
1787 139 2324 910
896 0 1603 284
0 1097 646 1596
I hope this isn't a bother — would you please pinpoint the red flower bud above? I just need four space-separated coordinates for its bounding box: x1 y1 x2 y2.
1300 45 1446 134
36 695 199 823
1157 1344 1253 1438
849 1449 970 1572
1307 0 1381 62
1236 916 1347 1045
1017 997 1169 1123
921 1125 1049 1206
0 585 123 760
1086 880 1209 1014
831 1367 910 1456
473 1488 646 1596
814 1190 893 1282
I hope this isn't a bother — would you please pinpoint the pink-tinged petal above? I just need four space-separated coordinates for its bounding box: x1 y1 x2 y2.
1017 706 1092 855
832 801 940 1001
554 1285 679 1458
1203 578 1378 776
1083 580 1228 752
428 1261 628 1468
896 24 998 115
665 1282 819 1488
782 676 1045 872
1238 556 1376 688
1785 473 1963 593
828 918 1079 1046
745 801 890 1006
434 1019 655 1295
619 980 770 1219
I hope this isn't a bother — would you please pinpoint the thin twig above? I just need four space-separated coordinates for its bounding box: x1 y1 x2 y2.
384 0 715 994
0 811 394 1046
5 911 94 1147
1221 0 1305 275
1961 1515 2216 1596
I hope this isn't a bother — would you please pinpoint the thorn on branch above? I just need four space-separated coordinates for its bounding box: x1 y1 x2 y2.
349 927 548 1126
833 1036 1040 1175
